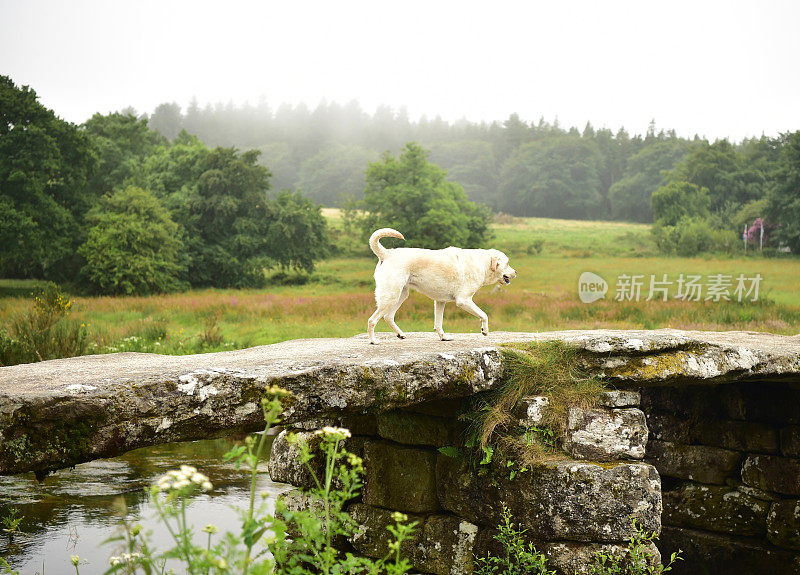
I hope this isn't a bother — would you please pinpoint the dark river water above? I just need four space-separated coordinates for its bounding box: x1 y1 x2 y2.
0 435 291 575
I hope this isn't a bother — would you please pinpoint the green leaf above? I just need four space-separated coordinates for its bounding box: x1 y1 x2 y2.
437 446 461 458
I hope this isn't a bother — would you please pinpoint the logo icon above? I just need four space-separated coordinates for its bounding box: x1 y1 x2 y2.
578 272 608 303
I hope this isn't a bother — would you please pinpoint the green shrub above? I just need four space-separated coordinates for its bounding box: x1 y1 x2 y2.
475 504 554 575
527 238 544 255
79 186 188 295
590 519 681 574
651 181 710 227
709 227 741 253
0 283 88 366
675 218 715 256
0 331 25 367
653 216 740 256
138 316 169 342
360 142 492 250
198 308 224 348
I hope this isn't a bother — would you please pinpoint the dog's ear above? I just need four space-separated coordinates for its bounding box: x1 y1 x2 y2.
490 256 499 272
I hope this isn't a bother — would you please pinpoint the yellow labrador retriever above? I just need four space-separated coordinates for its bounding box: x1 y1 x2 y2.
367 228 517 344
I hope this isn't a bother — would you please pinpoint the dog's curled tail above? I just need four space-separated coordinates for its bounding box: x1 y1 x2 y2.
369 228 405 261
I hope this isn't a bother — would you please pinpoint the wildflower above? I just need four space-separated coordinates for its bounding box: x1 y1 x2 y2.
314 426 351 439
390 511 408 523
71 555 80 566
154 468 211 494
202 524 219 534
217 558 227 569
110 556 122 566
119 552 141 562
130 523 142 537
346 453 363 467
173 479 190 490
265 384 292 397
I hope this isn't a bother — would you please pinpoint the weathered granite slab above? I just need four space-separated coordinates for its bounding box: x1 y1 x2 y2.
1 329 798 476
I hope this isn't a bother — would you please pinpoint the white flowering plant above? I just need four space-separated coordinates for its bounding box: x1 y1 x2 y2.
265 425 416 575
96 386 415 575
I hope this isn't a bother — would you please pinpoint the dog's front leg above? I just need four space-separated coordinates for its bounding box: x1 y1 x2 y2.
456 298 489 336
434 301 453 341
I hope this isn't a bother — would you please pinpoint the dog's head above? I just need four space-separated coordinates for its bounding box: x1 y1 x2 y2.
487 249 517 286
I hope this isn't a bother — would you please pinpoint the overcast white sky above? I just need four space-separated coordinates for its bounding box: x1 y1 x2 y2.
1 0 798 141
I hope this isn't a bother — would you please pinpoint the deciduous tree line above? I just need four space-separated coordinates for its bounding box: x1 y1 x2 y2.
0 77 331 294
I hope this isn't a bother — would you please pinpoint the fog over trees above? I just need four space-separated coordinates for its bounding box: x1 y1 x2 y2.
145 100 786 229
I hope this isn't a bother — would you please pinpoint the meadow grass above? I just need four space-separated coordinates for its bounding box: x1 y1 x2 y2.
1 216 798 359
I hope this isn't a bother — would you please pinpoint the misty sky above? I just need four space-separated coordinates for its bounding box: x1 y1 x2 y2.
2 0 799 141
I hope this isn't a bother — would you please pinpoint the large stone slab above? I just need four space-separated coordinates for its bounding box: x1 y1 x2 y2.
781 426 800 458
1 329 799 475
645 412 693 443
646 440 742 484
720 381 800 425
741 454 800 496
348 503 478 575
267 429 366 490
659 525 800 575
473 528 661 575
436 455 661 542
539 541 661 575
376 410 461 447
563 407 648 461
662 482 769 536
692 418 779 454
767 500 800 551
598 390 641 408
363 440 439 513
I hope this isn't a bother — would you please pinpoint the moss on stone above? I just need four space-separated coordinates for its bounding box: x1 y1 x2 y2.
455 364 477 388
600 343 712 381
0 405 106 472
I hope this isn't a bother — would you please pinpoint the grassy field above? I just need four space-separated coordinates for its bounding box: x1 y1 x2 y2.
1 214 798 359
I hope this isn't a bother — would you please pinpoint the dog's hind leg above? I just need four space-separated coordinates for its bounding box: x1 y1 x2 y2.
368 277 408 344
434 301 453 341
368 306 387 344
384 285 409 339
456 297 489 336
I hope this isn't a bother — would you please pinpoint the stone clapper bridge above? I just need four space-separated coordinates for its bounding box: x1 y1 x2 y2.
2 329 800 575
